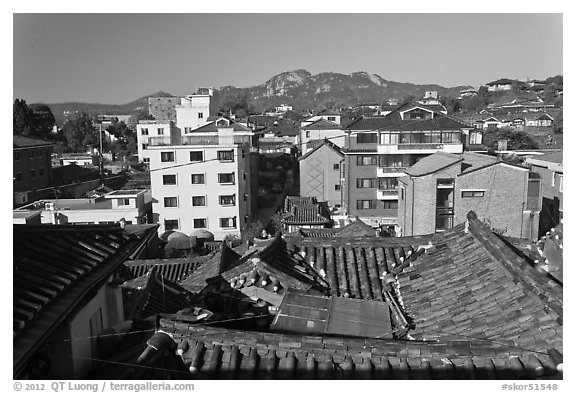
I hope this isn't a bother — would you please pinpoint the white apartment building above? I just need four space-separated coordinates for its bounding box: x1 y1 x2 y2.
148 125 254 240
137 120 178 164
175 88 218 132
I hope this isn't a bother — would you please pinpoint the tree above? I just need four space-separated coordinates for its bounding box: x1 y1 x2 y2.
127 109 154 132
553 111 563 134
13 99 36 136
440 96 461 114
62 111 98 152
29 103 56 139
483 128 539 150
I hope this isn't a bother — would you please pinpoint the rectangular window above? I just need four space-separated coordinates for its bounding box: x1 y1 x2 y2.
162 174 177 185
191 173 205 184
198 113 204 119
190 151 203 162
184 127 192 133
380 133 399 145
218 172 235 184
333 163 340 170
356 200 377 209
160 151 175 162
141 128 149 135
356 155 378 166
143 157 150 163
461 190 485 198
378 178 399 190
335 184 341 191
30 169 36 178
220 217 237 228
142 143 148 150
357 133 378 143
400 187 405 200
217 150 234 162
15 172 22 182
164 197 178 208
157 128 164 135
356 178 377 188
305 131 310 138
118 198 130 206
192 196 206 206
164 219 179 230
193 218 207 228
327 116 336 122
442 132 460 144
219 195 236 206
381 200 398 210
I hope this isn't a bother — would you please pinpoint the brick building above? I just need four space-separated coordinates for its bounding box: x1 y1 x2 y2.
398 152 541 239
13 135 54 206
525 151 563 237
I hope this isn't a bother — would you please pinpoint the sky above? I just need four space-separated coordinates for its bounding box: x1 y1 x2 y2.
13 12 563 104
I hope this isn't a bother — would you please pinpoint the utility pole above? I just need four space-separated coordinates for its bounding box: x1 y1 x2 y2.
99 114 104 182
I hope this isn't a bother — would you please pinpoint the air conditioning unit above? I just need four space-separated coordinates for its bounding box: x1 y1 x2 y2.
45 202 55 211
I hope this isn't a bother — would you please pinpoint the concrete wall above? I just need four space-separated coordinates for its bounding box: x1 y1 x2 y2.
301 129 346 153
13 146 53 193
299 144 343 208
137 121 175 163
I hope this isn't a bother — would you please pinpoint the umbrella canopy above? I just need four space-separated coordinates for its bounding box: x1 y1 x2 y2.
159 230 188 242
190 229 215 241
165 235 197 251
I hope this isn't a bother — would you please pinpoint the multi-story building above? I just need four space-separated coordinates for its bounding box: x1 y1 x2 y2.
298 139 344 209
147 122 254 240
13 135 54 206
148 96 181 122
13 189 150 225
398 151 541 240
525 151 563 237
175 88 218 131
300 109 341 128
137 120 178 164
342 107 477 232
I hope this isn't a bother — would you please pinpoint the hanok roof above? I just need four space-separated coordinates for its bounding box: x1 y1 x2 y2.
298 138 344 161
284 196 317 210
281 204 331 226
296 217 376 238
315 109 341 116
13 135 54 149
13 224 146 378
301 118 341 130
123 255 215 286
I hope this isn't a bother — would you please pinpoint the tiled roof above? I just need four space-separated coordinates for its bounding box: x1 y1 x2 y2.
13 224 145 377
395 212 562 356
190 120 251 133
262 124 300 137
295 217 376 238
345 116 396 130
284 196 316 210
281 204 331 226
124 254 215 285
141 318 562 379
13 135 54 148
316 109 341 116
124 266 195 320
380 115 472 131
298 138 344 161
302 118 341 130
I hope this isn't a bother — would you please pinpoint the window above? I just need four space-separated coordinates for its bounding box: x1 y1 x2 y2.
327 116 336 122
379 154 411 167
442 132 460 144
143 157 150 163
461 190 485 198
161 151 175 162
356 200 377 209
400 187 405 200
218 172 235 184
39 168 44 176
357 155 377 166
142 143 148 150
220 217 237 228
164 197 178 208
191 173 205 184
141 128 149 135
184 127 192 133
559 175 563 193
335 184 341 191
357 133 377 143
162 174 177 185
380 133 399 145
194 218 207 228
198 112 204 119
378 178 398 190
192 196 206 206
381 200 398 210
30 169 36 178
219 195 236 206
157 128 164 135
333 163 340 170
14 152 20 161
551 172 556 187
190 151 203 162
164 219 179 230
15 172 22 182
357 178 377 188
118 198 130 206
305 131 310 138
217 150 234 162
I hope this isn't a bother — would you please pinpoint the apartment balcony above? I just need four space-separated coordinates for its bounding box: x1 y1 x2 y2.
148 136 173 146
148 135 251 147
378 142 463 155
377 188 399 200
377 166 407 178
